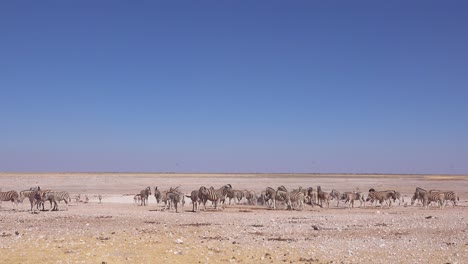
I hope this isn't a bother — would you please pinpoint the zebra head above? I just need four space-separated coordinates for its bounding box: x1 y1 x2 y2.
368 188 376 193
146 187 152 195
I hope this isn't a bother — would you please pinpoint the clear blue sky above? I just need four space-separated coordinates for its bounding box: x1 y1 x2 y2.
1 1 467 174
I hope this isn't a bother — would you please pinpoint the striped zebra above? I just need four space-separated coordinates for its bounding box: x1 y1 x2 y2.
264 187 278 209
392 191 404 206
276 186 292 210
442 191 459 206
342 192 365 209
257 191 268 206
134 194 141 205
41 191 70 211
154 187 162 204
0 190 19 209
164 187 185 213
186 190 201 212
317 186 330 208
226 189 244 205
411 187 429 206
290 188 306 210
307 187 318 207
367 189 396 208
140 187 151 206
198 184 232 211
28 190 42 213
244 190 257 205
418 190 445 209
330 189 341 207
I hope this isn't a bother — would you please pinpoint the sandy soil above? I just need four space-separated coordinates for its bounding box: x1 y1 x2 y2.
0 173 467 263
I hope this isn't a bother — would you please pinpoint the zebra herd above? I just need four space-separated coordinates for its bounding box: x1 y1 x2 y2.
131 185 461 213
0 184 460 213
0 186 71 213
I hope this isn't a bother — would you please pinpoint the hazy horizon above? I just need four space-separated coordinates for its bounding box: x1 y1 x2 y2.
1 1 467 174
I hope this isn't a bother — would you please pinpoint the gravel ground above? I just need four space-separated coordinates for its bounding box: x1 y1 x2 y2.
0 173 467 263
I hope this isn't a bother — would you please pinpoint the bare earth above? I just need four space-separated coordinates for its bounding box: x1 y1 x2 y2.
0 173 467 264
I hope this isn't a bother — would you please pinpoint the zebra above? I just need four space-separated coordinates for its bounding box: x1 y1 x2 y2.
257 191 268 206
0 190 20 209
186 190 201 212
134 194 141 205
154 187 162 204
367 189 396 208
28 190 42 213
164 187 185 213
329 189 341 207
411 187 429 206
342 192 365 209
227 190 244 205
244 190 257 205
98 194 102 204
276 186 292 210
416 190 445 209
392 191 404 206
41 191 70 211
198 184 232 211
317 186 330 208
140 187 151 206
442 191 459 206
307 187 318 207
290 188 305 210
265 186 289 209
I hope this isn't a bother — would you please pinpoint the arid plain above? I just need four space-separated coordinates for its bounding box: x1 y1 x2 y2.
0 173 467 264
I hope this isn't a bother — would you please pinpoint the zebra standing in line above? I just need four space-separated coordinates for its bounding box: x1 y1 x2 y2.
244 190 257 205
140 187 151 206
442 191 459 206
164 187 185 213
276 186 292 210
0 190 20 209
392 191 404 206
415 190 445 209
186 190 201 212
329 189 341 207
198 184 232 211
317 186 330 208
342 192 365 208
226 189 244 205
154 187 162 204
367 189 396 208
41 191 70 211
411 187 429 206
28 190 42 213
307 187 318 207
289 188 306 210
264 187 277 209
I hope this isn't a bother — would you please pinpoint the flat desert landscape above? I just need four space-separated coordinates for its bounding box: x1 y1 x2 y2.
0 173 467 264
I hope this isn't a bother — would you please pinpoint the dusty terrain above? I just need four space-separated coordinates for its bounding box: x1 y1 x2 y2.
0 173 467 264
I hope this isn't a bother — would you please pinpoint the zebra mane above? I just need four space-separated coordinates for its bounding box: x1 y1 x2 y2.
368 188 376 192
278 185 288 192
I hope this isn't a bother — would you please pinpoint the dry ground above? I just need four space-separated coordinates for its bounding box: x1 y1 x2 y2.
0 173 467 264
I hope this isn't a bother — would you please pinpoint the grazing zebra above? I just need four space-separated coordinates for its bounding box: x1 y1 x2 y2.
140 187 151 206
41 191 70 211
367 189 396 208
165 187 185 213
0 190 19 209
154 187 162 204
317 186 330 208
329 189 341 207
227 189 244 205
307 187 318 207
198 184 232 211
342 192 365 209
